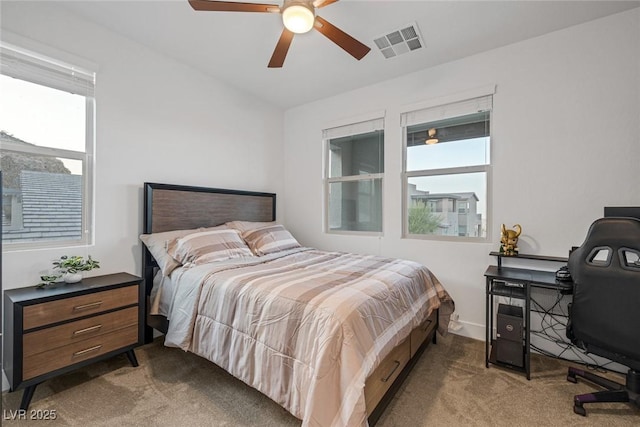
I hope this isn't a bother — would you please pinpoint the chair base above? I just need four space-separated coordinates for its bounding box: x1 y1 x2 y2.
567 367 640 416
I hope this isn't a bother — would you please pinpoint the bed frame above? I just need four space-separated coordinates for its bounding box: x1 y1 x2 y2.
141 182 438 426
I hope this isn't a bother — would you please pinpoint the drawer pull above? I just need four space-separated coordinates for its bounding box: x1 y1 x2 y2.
73 345 102 357
73 324 103 336
73 301 103 311
422 319 433 332
381 360 401 382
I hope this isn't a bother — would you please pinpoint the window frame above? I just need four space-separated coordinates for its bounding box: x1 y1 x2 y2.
323 117 385 236
1 42 95 250
401 94 493 242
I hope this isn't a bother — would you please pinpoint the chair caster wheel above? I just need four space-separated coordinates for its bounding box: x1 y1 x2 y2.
573 404 586 416
567 374 577 383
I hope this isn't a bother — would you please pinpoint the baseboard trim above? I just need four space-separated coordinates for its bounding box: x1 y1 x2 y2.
449 319 485 341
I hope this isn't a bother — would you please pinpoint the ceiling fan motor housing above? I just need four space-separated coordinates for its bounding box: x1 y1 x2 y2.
283 0 315 13
282 0 316 33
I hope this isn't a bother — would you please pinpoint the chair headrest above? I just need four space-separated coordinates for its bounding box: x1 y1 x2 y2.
576 217 640 249
568 217 640 283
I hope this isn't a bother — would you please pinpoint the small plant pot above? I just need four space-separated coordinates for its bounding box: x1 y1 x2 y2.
63 273 82 283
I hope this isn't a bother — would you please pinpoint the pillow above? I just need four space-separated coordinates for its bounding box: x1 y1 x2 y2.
140 227 200 276
241 224 301 256
167 228 253 266
140 225 228 276
226 220 277 234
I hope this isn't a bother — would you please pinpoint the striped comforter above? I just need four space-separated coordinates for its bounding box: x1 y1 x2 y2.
164 248 454 427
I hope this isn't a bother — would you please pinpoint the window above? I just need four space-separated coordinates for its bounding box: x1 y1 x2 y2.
402 94 492 240
324 118 384 233
0 43 95 248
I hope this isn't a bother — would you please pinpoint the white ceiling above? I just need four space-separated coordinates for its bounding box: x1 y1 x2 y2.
59 0 640 109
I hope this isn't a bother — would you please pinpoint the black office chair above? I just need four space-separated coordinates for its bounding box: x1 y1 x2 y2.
566 217 640 416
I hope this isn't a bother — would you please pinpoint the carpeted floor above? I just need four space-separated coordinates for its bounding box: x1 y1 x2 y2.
3 333 639 426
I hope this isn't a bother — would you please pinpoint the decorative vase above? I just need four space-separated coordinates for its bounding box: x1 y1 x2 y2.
63 272 82 283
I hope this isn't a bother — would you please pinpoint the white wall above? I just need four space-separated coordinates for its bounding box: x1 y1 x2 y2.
1 3 284 389
282 9 640 340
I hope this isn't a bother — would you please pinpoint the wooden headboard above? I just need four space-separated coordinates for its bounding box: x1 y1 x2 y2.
142 182 276 342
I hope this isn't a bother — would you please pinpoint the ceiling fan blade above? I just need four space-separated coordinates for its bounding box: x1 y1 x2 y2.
268 29 295 68
314 16 371 60
189 0 280 13
313 0 340 8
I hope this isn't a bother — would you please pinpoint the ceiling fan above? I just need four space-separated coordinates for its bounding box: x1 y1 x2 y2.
188 0 371 68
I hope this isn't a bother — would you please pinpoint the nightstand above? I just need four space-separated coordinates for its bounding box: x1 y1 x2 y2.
3 272 144 410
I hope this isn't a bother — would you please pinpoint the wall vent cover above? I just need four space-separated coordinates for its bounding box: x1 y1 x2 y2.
373 22 424 59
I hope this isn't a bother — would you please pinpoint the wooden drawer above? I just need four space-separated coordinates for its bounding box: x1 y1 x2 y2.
365 337 411 414
23 324 138 380
23 306 138 355
23 285 138 330
410 310 437 358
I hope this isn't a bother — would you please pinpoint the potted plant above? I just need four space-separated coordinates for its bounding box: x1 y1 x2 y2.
53 255 100 283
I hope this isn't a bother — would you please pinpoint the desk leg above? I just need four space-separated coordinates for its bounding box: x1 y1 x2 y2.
525 283 531 380
485 277 491 368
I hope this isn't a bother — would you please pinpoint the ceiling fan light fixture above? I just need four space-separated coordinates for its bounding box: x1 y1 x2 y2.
282 2 315 34
425 128 439 145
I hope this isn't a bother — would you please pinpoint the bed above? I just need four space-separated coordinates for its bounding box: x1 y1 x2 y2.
141 182 454 427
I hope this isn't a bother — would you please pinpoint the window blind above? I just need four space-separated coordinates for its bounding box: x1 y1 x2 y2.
0 43 95 97
322 117 384 140
401 95 493 127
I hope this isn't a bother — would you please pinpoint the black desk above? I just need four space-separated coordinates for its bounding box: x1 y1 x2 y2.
484 257 573 379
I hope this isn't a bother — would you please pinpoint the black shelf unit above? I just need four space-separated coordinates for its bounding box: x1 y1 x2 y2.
485 253 573 380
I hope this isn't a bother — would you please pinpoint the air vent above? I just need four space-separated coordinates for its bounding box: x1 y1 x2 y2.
373 22 424 59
